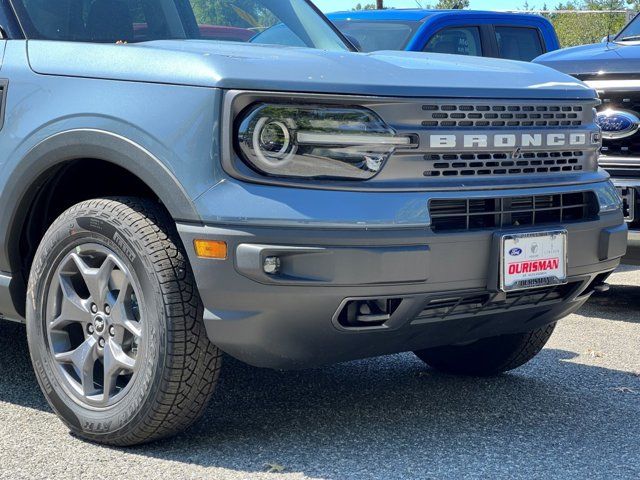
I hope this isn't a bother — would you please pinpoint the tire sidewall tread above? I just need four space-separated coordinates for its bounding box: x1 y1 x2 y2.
26 198 220 446
414 323 557 376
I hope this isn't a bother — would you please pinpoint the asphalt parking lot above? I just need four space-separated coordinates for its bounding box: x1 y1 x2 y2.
0 267 638 480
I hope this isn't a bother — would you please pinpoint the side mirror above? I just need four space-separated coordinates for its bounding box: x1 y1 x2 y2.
601 34 611 43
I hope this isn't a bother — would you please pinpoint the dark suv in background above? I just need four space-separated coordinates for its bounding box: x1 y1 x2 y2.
536 14 640 264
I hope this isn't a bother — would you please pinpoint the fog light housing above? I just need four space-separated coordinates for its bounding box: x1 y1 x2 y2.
263 256 281 275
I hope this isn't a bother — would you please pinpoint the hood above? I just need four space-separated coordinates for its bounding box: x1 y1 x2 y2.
28 40 596 99
535 41 640 77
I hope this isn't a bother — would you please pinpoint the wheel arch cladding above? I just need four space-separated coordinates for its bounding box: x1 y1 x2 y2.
0 129 201 275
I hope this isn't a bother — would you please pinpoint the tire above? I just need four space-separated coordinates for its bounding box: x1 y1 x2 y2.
26 197 221 446
414 323 556 376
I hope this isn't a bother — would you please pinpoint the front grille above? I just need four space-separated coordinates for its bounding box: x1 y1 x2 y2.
421 101 586 129
423 151 585 177
599 91 640 157
414 283 579 323
429 192 598 232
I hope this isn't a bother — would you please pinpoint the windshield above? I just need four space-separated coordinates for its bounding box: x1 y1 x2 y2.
332 20 420 52
616 13 640 41
11 0 349 51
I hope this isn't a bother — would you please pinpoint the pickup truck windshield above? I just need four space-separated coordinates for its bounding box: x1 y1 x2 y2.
331 20 421 52
616 13 640 41
11 0 349 51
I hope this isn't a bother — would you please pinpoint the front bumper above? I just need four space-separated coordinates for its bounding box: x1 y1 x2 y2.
629 230 640 265
178 182 626 369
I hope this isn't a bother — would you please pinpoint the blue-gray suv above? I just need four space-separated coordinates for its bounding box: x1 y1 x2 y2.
0 0 627 446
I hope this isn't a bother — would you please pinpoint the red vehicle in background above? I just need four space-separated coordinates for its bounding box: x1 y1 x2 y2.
197 24 255 41
134 23 255 42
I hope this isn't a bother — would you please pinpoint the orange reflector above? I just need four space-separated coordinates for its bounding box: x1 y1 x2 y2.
194 240 228 260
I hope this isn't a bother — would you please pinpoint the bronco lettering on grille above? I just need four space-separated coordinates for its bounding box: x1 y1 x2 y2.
429 133 590 149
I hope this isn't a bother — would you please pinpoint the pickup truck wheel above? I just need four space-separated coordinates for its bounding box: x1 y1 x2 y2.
414 323 556 376
26 198 221 446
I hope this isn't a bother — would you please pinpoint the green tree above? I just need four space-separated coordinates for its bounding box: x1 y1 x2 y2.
352 3 379 10
435 0 470 8
584 0 640 9
544 0 632 47
189 0 275 28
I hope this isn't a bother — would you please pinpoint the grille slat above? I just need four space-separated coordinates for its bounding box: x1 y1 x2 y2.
421 101 587 128
415 283 578 322
429 192 598 233
423 151 584 177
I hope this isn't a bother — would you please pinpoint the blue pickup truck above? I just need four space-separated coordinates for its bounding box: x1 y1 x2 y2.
327 9 560 62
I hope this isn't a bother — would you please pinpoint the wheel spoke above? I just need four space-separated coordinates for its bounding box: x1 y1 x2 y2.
105 338 136 371
70 253 116 307
54 337 98 395
110 287 143 338
102 339 136 404
114 315 142 338
49 274 92 332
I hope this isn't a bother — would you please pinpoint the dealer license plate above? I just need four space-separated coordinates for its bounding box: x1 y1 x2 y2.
500 230 568 292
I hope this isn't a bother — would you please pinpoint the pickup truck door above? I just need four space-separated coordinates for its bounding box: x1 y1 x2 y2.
422 25 488 57
416 17 550 62
417 17 500 59
491 25 546 61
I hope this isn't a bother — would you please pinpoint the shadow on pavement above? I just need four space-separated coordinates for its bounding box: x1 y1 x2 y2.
0 319 638 479
585 285 640 322
578 265 640 324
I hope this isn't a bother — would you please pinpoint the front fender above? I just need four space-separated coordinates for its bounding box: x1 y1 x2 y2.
0 129 201 274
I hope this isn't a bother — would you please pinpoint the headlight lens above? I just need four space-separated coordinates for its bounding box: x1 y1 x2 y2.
235 103 412 180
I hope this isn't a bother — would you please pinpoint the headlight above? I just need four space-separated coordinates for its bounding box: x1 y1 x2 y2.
235 103 412 180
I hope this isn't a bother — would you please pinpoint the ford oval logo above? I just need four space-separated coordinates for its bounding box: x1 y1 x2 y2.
509 248 523 257
596 110 640 139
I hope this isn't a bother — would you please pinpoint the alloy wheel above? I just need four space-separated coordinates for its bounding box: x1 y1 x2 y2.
45 244 143 408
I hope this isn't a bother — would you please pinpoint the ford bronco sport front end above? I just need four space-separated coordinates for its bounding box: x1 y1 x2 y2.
0 0 626 446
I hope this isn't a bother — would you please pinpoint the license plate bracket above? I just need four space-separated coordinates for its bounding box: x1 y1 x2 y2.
500 230 568 292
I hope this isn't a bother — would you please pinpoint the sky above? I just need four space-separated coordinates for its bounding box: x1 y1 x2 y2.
313 0 525 13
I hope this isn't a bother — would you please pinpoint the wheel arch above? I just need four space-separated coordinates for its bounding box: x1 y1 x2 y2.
0 129 200 319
